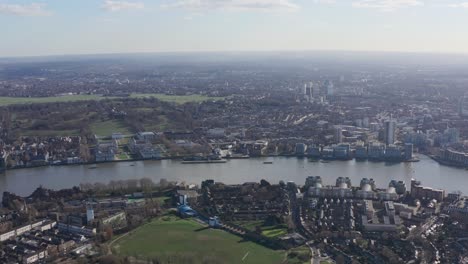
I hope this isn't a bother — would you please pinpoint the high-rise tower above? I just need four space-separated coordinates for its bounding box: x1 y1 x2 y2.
384 119 396 145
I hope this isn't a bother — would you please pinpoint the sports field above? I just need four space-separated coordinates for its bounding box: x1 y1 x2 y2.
0 94 112 106
0 93 223 106
112 216 285 264
130 93 225 104
90 120 134 136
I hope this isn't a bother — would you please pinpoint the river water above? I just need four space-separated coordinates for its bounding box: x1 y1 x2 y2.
0 155 467 197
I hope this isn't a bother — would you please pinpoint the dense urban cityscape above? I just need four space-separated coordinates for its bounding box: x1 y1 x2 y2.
5 0 468 262
0 52 467 263
2 53 468 170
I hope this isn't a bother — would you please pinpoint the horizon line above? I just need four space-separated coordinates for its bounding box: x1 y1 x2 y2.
2 48 468 60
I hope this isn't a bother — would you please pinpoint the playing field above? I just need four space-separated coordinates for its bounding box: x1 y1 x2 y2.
0 93 224 106
90 120 134 136
130 93 225 104
234 221 288 239
112 216 285 264
0 94 113 106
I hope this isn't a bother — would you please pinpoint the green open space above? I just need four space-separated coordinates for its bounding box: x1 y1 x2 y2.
116 153 129 160
142 115 171 131
20 129 81 137
154 196 171 204
261 225 288 238
0 93 224 107
234 221 288 239
0 94 115 106
112 216 285 264
90 120 134 136
287 246 312 264
130 93 225 104
233 220 264 232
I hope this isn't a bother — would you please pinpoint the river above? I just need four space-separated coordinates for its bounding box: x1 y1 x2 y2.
0 155 467 197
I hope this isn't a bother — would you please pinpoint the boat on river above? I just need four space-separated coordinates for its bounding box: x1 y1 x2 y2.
181 155 227 164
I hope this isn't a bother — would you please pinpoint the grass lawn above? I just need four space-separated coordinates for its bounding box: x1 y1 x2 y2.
261 225 288 238
0 93 224 107
154 196 171 204
287 246 312 264
233 220 264 232
234 221 288 238
0 94 115 106
20 129 81 137
142 115 171 131
112 216 285 264
116 153 129 160
131 93 225 104
90 120 133 136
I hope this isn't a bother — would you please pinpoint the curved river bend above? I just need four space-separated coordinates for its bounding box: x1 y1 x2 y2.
1 155 467 197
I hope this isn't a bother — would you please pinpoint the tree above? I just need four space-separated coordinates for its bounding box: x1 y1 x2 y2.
255 225 262 234
140 178 154 196
160 178 169 188
98 255 122 264
104 226 113 241
336 254 346 264
260 179 271 187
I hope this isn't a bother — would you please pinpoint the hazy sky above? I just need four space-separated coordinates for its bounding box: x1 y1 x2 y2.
1 0 468 57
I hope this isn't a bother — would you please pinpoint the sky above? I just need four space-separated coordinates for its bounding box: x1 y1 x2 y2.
1 0 468 57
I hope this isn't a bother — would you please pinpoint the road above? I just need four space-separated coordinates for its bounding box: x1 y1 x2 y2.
306 242 321 264
408 216 438 240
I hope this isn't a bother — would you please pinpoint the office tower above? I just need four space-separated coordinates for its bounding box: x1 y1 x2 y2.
295 143 307 156
334 126 343 143
404 143 413 160
326 80 334 96
304 83 313 102
458 96 468 117
384 120 396 145
86 203 94 223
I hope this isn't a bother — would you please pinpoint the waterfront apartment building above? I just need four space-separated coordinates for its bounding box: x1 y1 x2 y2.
411 179 445 202
355 144 368 159
295 143 307 156
438 148 468 166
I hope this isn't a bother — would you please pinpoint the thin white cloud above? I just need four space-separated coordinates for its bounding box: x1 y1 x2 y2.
0 3 51 16
449 2 468 8
163 0 300 11
102 0 144 12
352 0 423 11
184 12 204 20
314 0 336 4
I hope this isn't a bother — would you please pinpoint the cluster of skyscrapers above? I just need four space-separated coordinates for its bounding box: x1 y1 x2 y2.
302 80 334 103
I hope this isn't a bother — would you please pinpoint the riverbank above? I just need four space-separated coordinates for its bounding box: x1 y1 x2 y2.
429 155 468 169
1 153 425 173
1 155 467 198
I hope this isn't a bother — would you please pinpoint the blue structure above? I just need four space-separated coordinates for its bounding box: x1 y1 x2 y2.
209 216 220 228
178 204 197 217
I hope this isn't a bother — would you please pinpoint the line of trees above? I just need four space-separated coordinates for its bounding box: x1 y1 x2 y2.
79 178 177 195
